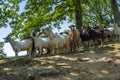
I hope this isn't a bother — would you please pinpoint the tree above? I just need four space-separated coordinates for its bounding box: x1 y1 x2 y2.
0 42 6 58
110 0 120 25
82 0 113 27
0 0 115 38
0 0 21 28
0 0 82 37
75 0 82 30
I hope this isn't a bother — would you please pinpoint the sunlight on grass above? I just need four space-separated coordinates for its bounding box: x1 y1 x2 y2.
61 56 78 61
57 62 72 68
115 53 120 57
96 57 112 62
70 72 79 76
44 65 55 69
57 62 69 66
0 60 7 64
97 74 104 78
3 68 12 71
61 65 72 69
100 70 109 74
114 59 120 64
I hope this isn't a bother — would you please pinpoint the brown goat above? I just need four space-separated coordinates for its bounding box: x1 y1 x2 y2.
68 25 80 52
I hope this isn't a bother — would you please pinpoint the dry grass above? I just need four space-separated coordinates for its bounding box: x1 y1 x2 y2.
0 42 120 80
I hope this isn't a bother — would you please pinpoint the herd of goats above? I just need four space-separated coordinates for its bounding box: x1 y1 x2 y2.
3 23 120 58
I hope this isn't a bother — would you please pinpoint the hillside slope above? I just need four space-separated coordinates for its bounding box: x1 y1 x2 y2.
0 43 120 80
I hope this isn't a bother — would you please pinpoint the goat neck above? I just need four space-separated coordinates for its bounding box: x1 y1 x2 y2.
70 26 75 33
8 38 16 51
46 29 55 40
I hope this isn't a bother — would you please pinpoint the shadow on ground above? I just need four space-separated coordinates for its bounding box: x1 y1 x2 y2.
0 42 120 80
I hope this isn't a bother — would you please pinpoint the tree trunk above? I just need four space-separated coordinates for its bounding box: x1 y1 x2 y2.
110 0 120 25
75 0 82 31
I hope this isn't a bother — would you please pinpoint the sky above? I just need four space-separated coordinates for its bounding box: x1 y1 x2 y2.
0 1 72 57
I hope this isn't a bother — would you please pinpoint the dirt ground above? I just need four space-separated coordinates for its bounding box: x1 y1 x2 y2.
0 42 120 80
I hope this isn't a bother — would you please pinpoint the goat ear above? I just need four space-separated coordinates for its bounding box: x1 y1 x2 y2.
68 25 71 28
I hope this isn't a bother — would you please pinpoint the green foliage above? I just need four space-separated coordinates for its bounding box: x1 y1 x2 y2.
7 0 76 38
82 0 113 26
0 0 118 38
0 42 6 58
0 0 21 28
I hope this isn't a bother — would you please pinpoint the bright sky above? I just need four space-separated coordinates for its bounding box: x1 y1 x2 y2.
0 1 73 57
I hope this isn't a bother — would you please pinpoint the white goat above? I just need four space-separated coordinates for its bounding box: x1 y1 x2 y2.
105 27 117 38
31 33 51 56
45 28 70 54
114 23 120 41
3 35 33 57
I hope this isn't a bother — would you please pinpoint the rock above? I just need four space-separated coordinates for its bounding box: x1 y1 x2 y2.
95 50 102 53
38 68 60 76
26 71 35 80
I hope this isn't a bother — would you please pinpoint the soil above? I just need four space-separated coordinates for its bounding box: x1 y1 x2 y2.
0 42 120 80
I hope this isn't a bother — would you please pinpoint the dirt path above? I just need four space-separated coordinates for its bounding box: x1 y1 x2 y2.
0 43 120 80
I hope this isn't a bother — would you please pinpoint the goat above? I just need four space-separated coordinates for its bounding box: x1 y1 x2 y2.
104 27 117 42
30 32 51 56
68 25 80 52
20 36 36 56
86 26 104 46
80 29 93 47
3 35 34 57
114 23 120 42
45 28 70 54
